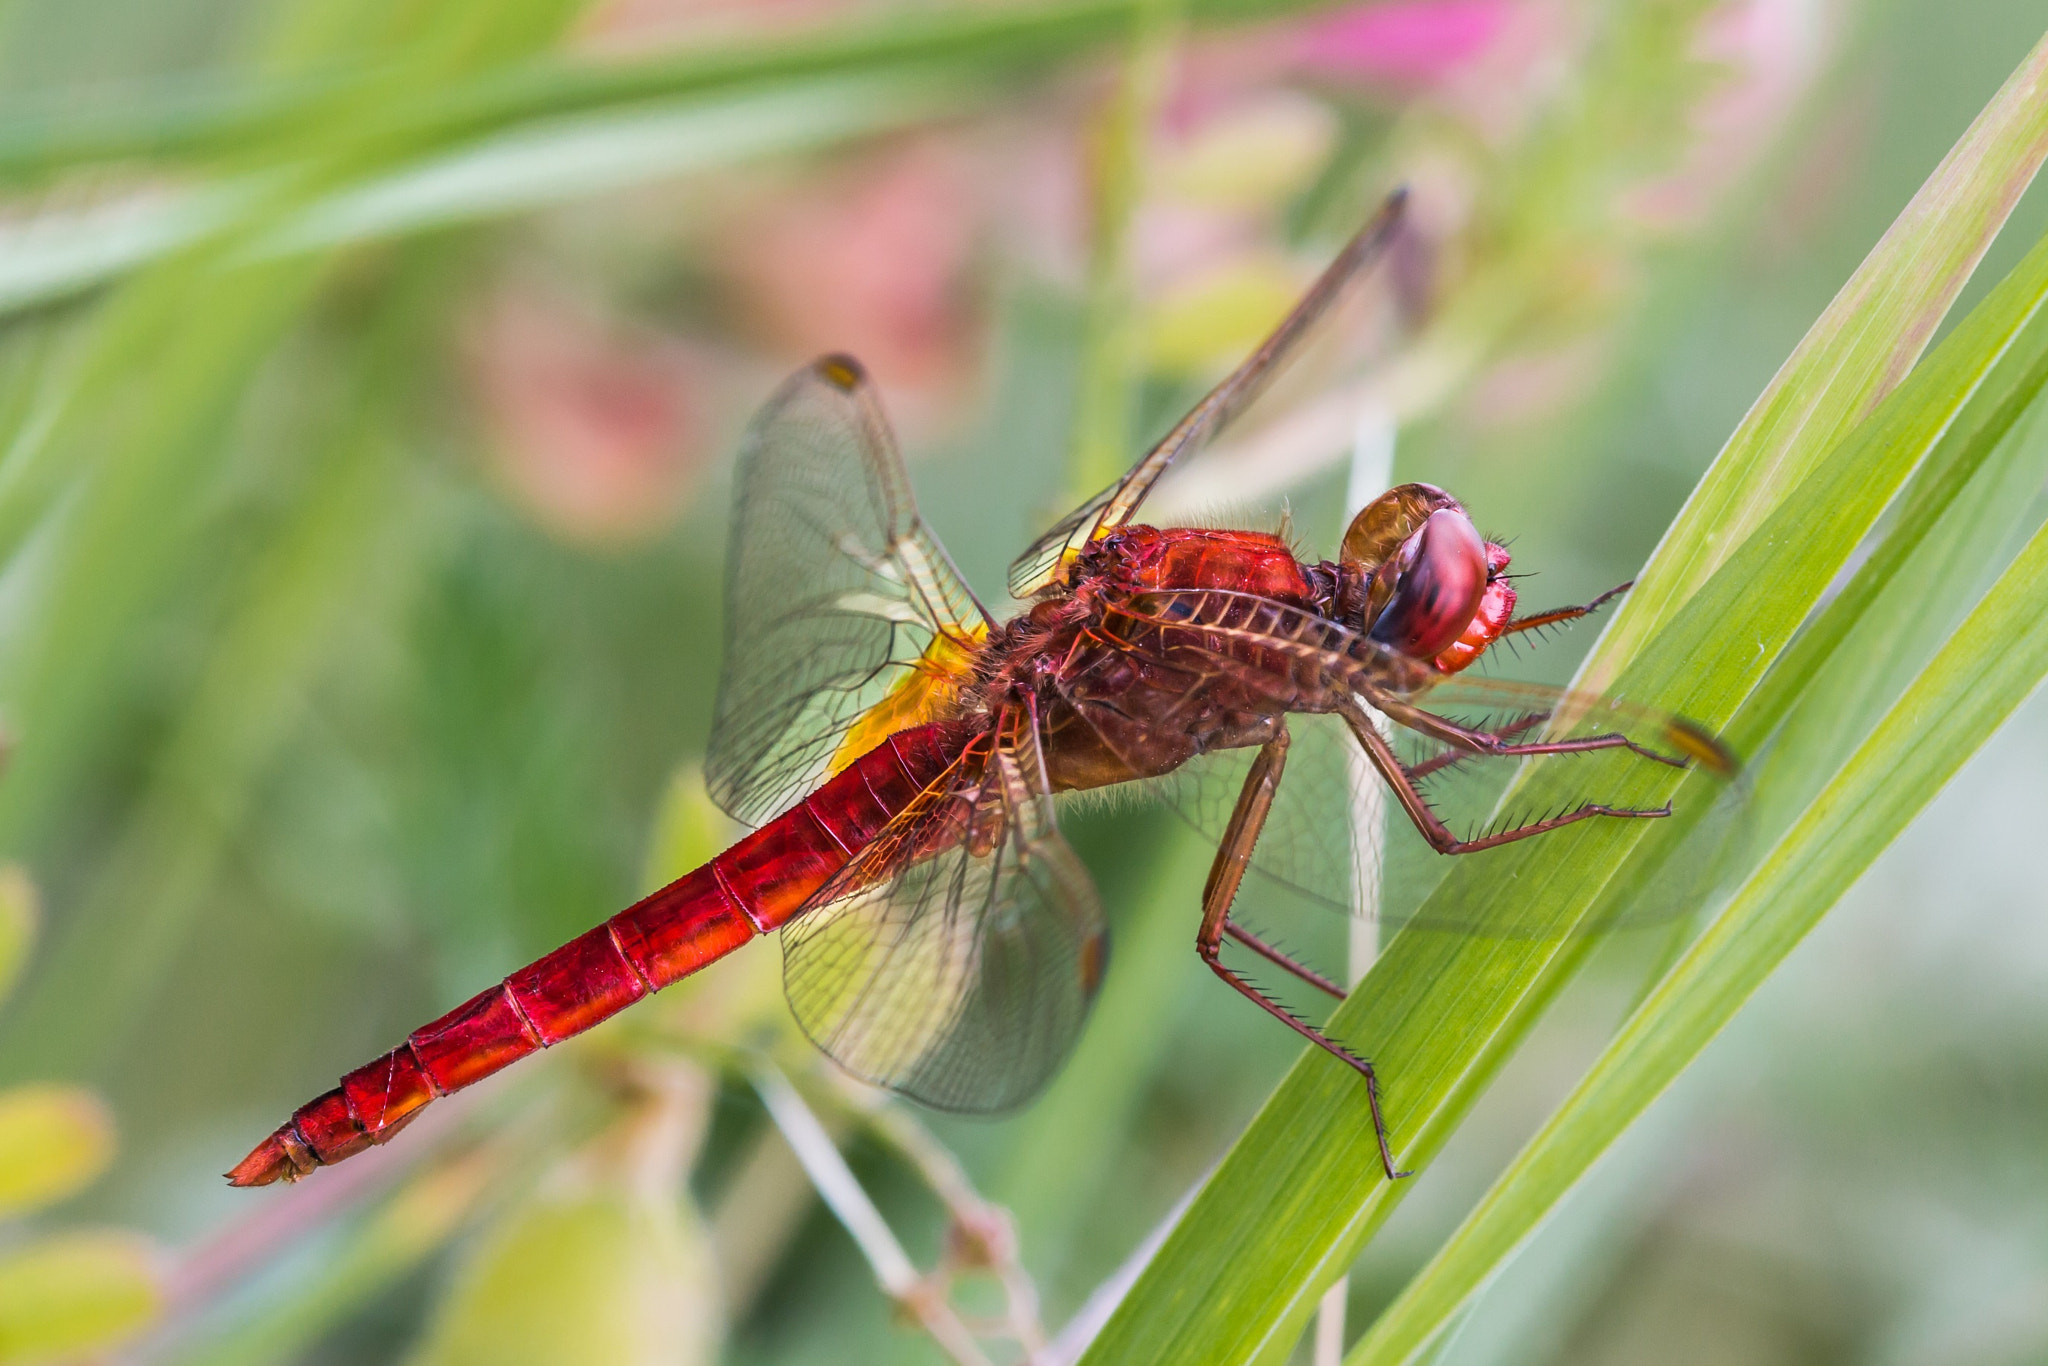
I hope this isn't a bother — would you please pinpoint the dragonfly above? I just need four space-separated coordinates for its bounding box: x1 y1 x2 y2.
229 190 1734 1188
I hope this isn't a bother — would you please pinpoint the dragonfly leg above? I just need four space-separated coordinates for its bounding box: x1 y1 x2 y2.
1406 711 1549 781
1499 580 1631 637
1196 726 1411 1181
1341 700 1670 856
1372 693 1691 769
1225 922 1346 999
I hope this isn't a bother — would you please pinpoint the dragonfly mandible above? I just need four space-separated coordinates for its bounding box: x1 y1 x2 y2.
230 191 1734 1188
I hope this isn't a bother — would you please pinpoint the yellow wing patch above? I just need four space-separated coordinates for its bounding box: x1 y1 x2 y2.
829 627 987 775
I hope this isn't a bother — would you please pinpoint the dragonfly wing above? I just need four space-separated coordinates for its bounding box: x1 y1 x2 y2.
781 718 1108 1113
1160 705 1615 938
709 355 991 829
1159 710 1378 923
1101 586 1734 775
1393 675 1738 777
1006 191 1408 598
1004 483 1117 604
1097 590 1742 936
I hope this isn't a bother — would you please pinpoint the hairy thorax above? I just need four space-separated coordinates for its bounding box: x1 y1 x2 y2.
976 526 1350 794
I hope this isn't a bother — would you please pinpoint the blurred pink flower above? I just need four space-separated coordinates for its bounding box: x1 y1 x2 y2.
575 0 849 57
716 139 980 398
1623 0 1832 230
1294 0 1516 83
465 284 704 547
1166 0 1516 132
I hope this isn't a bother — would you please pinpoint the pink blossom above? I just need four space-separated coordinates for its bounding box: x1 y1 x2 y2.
716 139 979 397
1294 0 1517 83
465 284 704 547
1623 0 1833 230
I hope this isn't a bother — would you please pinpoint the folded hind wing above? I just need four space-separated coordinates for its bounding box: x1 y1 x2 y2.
781 710 1108 1112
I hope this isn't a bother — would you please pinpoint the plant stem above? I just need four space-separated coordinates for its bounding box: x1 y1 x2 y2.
1065 0 1181 500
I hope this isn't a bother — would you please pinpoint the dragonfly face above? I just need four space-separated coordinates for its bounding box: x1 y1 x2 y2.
1363 504 1491 660
1342 483 1516 676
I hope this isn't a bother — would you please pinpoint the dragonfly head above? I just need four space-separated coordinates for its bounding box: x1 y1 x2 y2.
1341 483 1512 669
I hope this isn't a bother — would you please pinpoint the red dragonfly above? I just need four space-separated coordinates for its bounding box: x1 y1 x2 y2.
230 192 1733 1188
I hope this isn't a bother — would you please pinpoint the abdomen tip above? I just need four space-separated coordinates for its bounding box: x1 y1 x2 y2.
226 1128 311 1187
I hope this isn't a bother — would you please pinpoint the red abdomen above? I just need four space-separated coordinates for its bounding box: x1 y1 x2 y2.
228 721 971 1186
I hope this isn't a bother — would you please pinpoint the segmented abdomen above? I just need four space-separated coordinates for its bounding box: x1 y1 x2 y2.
228 721 970 1186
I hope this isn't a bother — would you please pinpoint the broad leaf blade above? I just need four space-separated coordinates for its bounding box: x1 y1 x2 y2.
1581 28 2048 694
1353 476 2048 1366
1076 27 2048 1366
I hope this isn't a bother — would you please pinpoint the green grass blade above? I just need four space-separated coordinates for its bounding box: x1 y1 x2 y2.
0 184 257 316
1347 230 2048 1364
0 0 1338 181
1349 462 2048 1366
1581 27 2048 695
0 0 1345 315
0 76 970 317
0 69 351 180
1064 0 1181 499
1075 30 2048 1366
1725 247 2048 760
0 394 414 1077
266 75 963 254
1524 223 2048 984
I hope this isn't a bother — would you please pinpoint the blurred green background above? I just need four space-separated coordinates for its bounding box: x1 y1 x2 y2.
0 0 2041 1362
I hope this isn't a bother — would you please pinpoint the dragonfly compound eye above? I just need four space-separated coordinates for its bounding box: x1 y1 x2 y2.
1367 508 1488 660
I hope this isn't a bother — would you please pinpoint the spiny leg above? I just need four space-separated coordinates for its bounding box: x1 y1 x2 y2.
1225 922 1345 999
1406 710 1550 781
1195 724 1411 1180
1341 700 1670 856
1499 580 1631 638
1372 693 1692 769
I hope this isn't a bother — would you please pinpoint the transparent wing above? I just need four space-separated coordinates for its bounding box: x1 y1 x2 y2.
1005 483 1117 603
1095 589 1742 938
708 355 991 829
1101 588 1735 775
781 715 1108 1113
1152 710 1377 920
1007 191 1408 598
1154 712 1695 939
